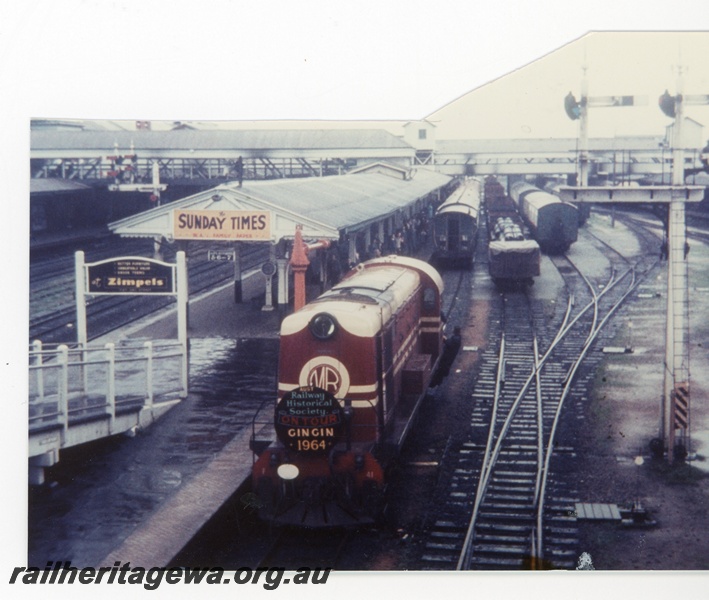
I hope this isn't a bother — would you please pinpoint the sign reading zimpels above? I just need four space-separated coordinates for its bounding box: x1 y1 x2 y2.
174 209 271 240
87 257 175 295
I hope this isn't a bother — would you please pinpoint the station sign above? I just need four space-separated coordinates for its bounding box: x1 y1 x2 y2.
207 249 236 262
275 386 345 454
173 209 271 241
86 257 175 295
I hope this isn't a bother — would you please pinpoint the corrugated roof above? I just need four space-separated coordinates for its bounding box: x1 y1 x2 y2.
30 179 91 194
241 168 450 231
109 166 451 240
31 129 413 152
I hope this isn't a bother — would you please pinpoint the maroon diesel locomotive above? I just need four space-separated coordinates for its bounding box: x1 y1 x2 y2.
251 256 445 527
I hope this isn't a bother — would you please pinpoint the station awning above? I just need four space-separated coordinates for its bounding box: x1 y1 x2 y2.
108 165 452 243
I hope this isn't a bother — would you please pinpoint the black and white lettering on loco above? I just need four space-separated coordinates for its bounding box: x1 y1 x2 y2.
274 386 345 454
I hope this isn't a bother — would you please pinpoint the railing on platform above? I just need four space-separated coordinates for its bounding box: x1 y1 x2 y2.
29 339 187 437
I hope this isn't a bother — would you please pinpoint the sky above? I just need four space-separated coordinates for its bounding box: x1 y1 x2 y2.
2 1 708 123
429 30 709 140
3 1 709 598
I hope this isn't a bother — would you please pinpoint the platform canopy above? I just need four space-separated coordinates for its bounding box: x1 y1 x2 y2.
108 163 452 242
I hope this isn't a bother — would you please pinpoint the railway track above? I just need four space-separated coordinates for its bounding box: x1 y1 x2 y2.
419 212 662 570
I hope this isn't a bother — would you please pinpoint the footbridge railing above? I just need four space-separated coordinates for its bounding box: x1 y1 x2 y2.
28 339 187 484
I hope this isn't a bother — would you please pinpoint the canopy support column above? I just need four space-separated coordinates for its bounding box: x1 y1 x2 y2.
233 242 242 303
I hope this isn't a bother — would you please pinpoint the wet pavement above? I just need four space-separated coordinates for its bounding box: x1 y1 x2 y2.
28 336 278 567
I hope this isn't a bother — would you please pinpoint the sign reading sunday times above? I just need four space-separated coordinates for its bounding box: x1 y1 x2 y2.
174 209 271 241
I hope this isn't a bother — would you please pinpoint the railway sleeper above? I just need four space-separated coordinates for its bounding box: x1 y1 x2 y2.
468 556 527 568
546 503 580 514
493 459 539 468
476 512 535 523
546 499 579 510
449 491 475 500
545 547 579 561
544 515 578 525
502 434 537 443
475 533 530 545
496 452 541 461
450 484 479 494
495 443 541 451
451 472 480 482
421 553 458 565
425 541 461 552
485 493 534 503
434 520 468 531
475 522 531 534
459 447 485 455
505 417 539 426
480 502 535 512
544 536 579 547
491 472 537 482
544 525 579 536
430 530 465 540
450 475 478 485
473 544 530 557
485 484 537 494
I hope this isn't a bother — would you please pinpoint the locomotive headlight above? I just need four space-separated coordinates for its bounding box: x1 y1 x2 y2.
277 463 300 480
309 312 337 340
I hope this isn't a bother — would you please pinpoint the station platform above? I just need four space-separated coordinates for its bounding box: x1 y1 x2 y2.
28 266 288 568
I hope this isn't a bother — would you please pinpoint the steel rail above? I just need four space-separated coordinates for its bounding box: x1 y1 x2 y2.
456 331 507 569
457 266 632 570
533 268 638 562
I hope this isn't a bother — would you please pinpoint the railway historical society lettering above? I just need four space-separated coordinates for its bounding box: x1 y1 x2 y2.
173 209 271 241
275 387 345 453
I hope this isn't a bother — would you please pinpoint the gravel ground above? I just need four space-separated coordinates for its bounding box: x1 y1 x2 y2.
570 213 709 571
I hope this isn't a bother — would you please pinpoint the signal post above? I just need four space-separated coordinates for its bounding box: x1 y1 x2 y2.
561 66 707 464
